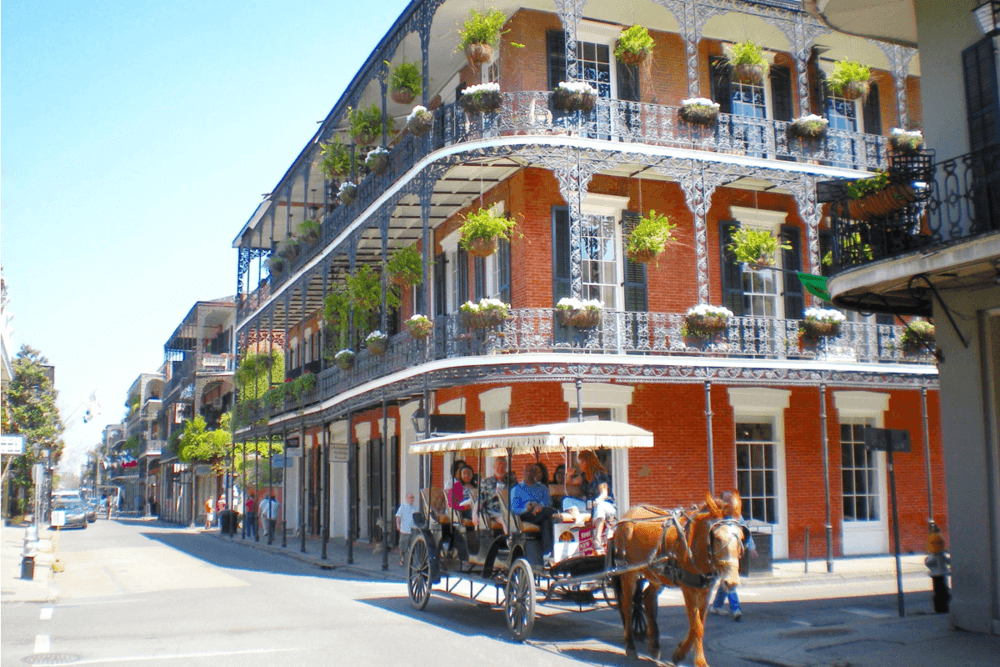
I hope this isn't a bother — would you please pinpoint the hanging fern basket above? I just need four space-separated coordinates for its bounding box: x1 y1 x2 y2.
391 88 415 105
734 63 764 86
464 43 493 67
626 247 659 264
465 236 499 258
839 80 870 101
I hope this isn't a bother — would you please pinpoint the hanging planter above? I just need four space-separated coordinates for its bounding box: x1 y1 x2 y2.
901 320 935 356
683 304 733 339
460 298 509 329
348 104 394 147
625 210 677 265
788 115 829 140
459 208 518 258
334 349 356 371
387 245 423 289
728 40 768 86
679 98 720 126
615 25 654 66
555 297 603 328
889 128 925 154
406 314 434 339
338 181 357 205
297 220 321 246
365 331 388 356
277 236 302 261
406 106 434 137
365 147 390 176
799 308 846 341
319 136 351 180
459 82 502 115
266 255 286 276
846 170 920 221
552 81 597 112
390 61 421 105
828 59 871 101
729 227 791 269
459 8 505 67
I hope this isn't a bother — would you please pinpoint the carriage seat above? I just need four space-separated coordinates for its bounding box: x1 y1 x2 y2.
422 488 451 526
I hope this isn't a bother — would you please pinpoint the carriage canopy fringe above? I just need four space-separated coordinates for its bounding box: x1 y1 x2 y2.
408 420 654 455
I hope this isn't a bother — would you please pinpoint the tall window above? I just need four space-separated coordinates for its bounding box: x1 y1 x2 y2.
576 41 612 98
741 267 780 318
841 418 880 522
581 214 618 308
826 93 858 132
736 420 778 524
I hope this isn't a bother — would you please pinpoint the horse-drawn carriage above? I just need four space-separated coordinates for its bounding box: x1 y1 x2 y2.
405 420 749 666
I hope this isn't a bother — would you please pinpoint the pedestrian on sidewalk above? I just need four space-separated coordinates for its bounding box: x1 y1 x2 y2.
395 492 416 566
260 493 279 545
204 498 214 530
245 493 258 540
709 490 757 621
216 495 226 528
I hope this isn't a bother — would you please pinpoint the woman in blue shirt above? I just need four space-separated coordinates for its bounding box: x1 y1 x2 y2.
579 450 616 550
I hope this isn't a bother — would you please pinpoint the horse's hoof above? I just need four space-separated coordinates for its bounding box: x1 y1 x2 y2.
626 647 638 660
649 648 661 661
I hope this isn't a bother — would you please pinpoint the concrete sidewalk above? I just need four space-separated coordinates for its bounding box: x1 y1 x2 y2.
1 522 58 604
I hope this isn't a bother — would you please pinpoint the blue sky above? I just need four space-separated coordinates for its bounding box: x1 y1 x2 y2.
2 0 410 475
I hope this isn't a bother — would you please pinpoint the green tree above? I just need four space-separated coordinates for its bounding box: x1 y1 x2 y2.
178 413 232 473
4 345 65 514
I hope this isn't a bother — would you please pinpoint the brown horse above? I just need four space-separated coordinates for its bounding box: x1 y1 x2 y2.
611 493 748 666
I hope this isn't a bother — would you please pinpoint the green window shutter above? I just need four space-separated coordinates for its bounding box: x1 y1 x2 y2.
552 206 571 305
433 253 447 317
710 56 733 115
547 30 566 90
457 248 468 307
622 212 647 311
617 61 640 102
498 239 511 304
473 256 485 300
963 37 1000 150
863 82 882 136
770 65 793 122
719 220 743 315
781 225 804 320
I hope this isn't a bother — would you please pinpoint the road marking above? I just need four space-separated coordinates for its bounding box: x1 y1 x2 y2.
36 648 301 665
34 634 50 653
40 607 53 620
844 606 895 618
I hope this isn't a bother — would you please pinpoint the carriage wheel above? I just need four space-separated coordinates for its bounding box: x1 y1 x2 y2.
505 558 536 642
408 533 432 610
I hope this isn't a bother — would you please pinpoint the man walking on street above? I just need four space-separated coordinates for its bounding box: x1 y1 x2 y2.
395 492 416 566
260 493 279 545
245 493 258 540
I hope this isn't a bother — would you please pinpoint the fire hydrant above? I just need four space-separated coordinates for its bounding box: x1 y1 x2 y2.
924 524 950 613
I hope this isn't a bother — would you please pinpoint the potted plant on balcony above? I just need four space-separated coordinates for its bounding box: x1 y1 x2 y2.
387 245 423 289
901 320 935 356
845 169 920 220
320 136 351 180
729 227 791 269
889 128 925 154
458 7 506 67
728 40 768 86
334 349 355 371
459 82 502 115
365 330 388 356
338 180 358 205
556 297 603 328
365 146 390 176
406 105 434 136
406 314 434 339
626 210 677 265
615 24 654 66
459 207 518 258
297 219 321 246
292 372 316 400
348 104 394 147
679 97 721 126
461 298 509 329
552 81 598 112
390 61 421 105
799 307 846 341
788 114 829 140
683 304 733 339
266 255 286 277
827 59 871 101
277 235 302 261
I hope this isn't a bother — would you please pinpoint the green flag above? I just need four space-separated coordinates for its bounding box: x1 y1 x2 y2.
798 273 831 303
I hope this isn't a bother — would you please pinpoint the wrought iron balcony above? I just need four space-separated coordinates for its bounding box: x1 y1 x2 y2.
239 308 929 425
830 145 1000 270
248 92 887 314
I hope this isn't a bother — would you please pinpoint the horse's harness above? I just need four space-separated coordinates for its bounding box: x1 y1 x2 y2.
620 505 746 590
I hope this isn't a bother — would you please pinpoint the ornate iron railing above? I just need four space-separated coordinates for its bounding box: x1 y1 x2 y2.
832 145 1000 269
253 92 887 304
241 308 930 423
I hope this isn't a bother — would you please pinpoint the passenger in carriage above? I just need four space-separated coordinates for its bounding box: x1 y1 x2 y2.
480 457 516 533
560 463 588 512
448 462 476 522
511 463 560 558
549 465 567 509
578 450 616 551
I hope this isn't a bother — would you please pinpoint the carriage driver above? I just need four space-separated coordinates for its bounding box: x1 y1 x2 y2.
511 463 560 559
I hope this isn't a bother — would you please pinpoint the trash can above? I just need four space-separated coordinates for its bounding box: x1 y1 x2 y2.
221 510 233 535
741 530 772 576
20 556 35 580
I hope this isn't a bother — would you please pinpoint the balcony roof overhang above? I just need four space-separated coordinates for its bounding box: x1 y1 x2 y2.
809 0 917 47
828 231 1000 317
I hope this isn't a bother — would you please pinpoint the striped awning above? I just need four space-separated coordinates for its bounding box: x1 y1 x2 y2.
408 420 654 455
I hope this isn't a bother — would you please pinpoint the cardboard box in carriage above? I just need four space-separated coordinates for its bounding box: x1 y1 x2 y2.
552 522 597 561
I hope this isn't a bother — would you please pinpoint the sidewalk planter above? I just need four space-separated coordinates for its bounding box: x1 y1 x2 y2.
459 82 502 115
684 304 733 339
679 98 720 126
406 315 433 339
406 106 434 137
799 308 847 341
556 297 603 328
788 115 829 140
552 81 597 112
365 331 388 356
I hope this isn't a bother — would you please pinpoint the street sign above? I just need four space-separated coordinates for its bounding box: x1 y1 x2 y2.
272 455 294 468
0 435 25 455
863 426 912 452
194 464 211 476
330 443 349 463
284 447 302 458
51 511 66 527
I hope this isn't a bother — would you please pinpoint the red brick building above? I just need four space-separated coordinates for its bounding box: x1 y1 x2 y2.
231 0 942 561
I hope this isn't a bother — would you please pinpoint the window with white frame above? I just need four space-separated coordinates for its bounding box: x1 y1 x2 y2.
736 419 779 524
732 206 788 319
840 417 879 521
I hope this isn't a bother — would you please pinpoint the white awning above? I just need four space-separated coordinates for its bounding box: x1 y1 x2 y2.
408 420 654 455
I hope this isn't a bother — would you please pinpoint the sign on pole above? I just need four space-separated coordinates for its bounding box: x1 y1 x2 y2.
0 435 25 455
864 425 910 618
863 426 911 453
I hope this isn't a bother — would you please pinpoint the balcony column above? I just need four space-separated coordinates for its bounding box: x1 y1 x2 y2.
320 262 329 373
348 237 358 350
420 175 432 324
236 246 251 319
786 173 824 304
876 42 918 130
554 0 584 80
764 11 829 117
380 212 389 336
379 61 389 147
657 0 722 98
669 162 727 305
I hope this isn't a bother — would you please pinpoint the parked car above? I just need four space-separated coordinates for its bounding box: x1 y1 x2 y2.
84 499 99 523
51 501 89 529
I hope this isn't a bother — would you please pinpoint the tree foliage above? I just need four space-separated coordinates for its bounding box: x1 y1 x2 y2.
5 345 65 496
178 413 232 470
